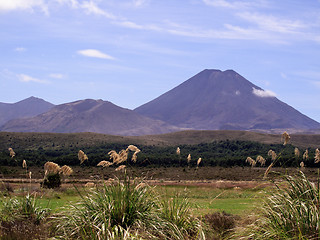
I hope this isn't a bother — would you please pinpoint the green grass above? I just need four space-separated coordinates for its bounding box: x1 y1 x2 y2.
154 185 264 215
0 184 264 216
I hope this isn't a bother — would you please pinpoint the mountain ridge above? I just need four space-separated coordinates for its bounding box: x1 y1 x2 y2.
0 96 54 126
0 98 181 136
1 69 319 135
135 69 320 132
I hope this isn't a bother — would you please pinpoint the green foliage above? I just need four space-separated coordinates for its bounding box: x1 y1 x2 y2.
51 177 204 239
0 194 49 224
236 171 320 239
41 173 61 189
0 139 306 168
0 194 50 239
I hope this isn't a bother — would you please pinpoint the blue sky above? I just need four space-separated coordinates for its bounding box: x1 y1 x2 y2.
1 0 320 122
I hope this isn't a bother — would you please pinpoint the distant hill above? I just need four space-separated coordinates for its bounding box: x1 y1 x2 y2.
135 69 320 132
0 96 54 126
0 130 319 149
0 99 180 136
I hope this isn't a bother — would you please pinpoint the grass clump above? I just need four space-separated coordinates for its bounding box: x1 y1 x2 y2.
0 194 50 239
236 171 320 239
51 175 204 239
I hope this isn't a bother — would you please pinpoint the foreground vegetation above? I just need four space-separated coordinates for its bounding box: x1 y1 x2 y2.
1 170 319 239
0 130 320 239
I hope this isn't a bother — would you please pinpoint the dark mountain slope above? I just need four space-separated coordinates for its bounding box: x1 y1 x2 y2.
0 99 180 136
0 96 54 126
135 69 320 131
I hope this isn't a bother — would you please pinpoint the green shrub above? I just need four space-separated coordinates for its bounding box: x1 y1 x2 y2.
51 176 205 239
0 194 50 239
204 211 237 238
236 171 320 239
41 173 61 189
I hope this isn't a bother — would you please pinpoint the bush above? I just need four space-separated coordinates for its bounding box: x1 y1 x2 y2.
204 211 237 237
236 171 320 239
0 194 50 239
51 176 204 239
41 173 61 189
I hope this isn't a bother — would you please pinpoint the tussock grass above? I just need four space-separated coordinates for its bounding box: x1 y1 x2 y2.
235 171 320 239
50 176 205 239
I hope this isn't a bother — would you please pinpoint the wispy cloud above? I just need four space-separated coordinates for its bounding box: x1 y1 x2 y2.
80 1 116 19
77 49 115 60
202 0 266 9
18 74 49 84
252 87 276 98
14 47 26 52
238 12 307 34
0 0 48 14
132 0 149 7
49 73 64 79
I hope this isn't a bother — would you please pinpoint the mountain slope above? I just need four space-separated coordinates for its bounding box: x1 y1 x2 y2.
0 96 54 126
135 69 320 131
0 99 180 136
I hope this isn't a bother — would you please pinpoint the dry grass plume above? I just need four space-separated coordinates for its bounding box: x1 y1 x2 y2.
78 150 88 164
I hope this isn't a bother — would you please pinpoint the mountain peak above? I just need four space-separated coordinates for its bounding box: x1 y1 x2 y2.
135 69 320 131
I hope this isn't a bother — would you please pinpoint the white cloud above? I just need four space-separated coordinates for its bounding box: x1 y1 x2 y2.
252 87 276 98
49 73 64 79
14 47 26 52
202 0 266 9
18 74 49 84
80 1 116 19
132 0 149 7
77 49 115 60
0 0 48 14
238 12 307 34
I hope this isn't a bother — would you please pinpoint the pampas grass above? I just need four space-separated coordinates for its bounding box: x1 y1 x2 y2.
97 160 113 167
108 150 120 164
59 165 73 176
127 145 140 153
78 150 88 164
8 147 15 158
281 131 290 145
176 147 180 155
264 162 274 178
22 159 27 169
267 150 277 161
187 154 191 164
245 157 256 167
44 161 60 174
115 165 126 172
108 145 141 165
315 148 320 164
303 149 309 160
256 155 266 166
197 157 202 167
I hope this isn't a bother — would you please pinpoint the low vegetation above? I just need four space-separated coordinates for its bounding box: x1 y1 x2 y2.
0 131 320 239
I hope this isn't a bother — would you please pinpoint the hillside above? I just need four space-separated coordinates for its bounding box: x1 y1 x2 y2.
1 130 319 150
0 96 54 126
0 99 180 136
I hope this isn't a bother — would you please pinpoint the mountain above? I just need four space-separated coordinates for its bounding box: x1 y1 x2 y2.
0 96 54 126
135 69 320 132
0 99 180 136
